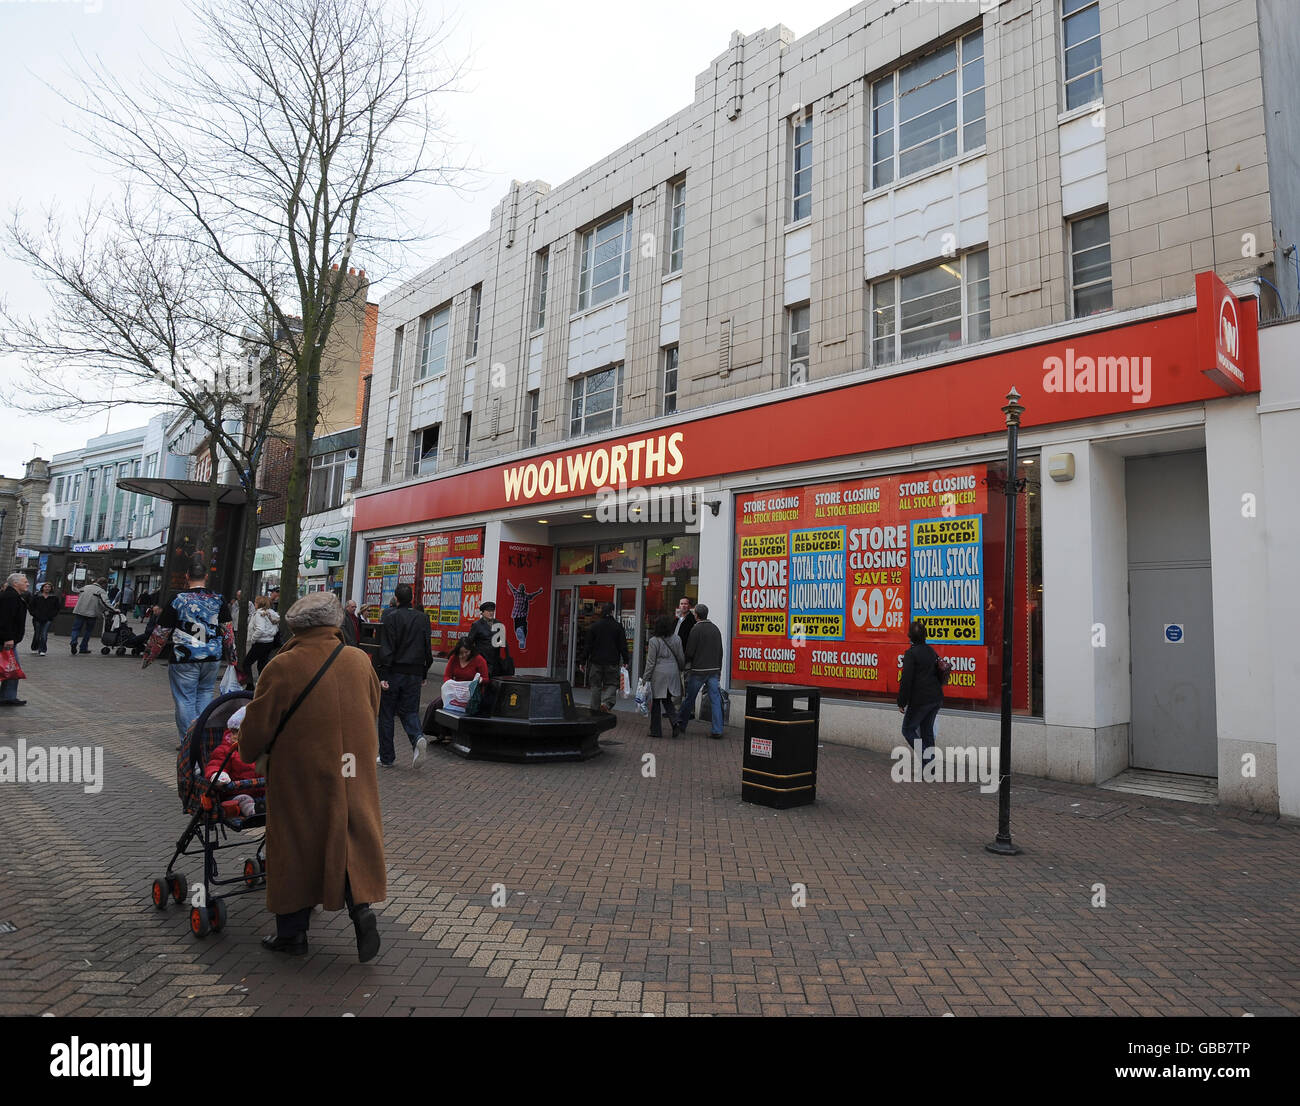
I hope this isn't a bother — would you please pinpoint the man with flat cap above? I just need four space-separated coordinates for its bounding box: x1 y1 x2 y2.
467 600 504 678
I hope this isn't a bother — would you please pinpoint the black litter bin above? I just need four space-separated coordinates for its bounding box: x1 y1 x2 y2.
741 683 820 808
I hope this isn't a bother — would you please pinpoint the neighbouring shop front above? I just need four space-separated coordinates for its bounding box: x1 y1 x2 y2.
254 509 353 599
352 276 1289 807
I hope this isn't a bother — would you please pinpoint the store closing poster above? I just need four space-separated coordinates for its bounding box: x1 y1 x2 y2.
364 529 484 653
732 465 1001 701
496 542 553 668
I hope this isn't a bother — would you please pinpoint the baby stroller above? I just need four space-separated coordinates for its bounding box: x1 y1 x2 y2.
99 610 132 655
148 689 268 938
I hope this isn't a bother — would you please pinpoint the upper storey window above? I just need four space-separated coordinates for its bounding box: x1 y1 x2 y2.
578 211 632 311
871 29 985 189
1062 0 1103 111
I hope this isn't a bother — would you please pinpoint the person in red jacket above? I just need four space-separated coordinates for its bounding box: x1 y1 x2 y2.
205 705 263 816
443 637 490 686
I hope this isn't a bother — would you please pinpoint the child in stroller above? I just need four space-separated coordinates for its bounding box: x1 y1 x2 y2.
149 690 268 938
204 705 263 820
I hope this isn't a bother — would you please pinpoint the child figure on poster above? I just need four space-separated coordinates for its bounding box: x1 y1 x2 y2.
506 580 545 651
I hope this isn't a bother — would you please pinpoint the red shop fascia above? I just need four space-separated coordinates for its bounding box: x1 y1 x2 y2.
354 278 1260 704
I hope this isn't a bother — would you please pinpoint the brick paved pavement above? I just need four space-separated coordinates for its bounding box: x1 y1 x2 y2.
2 629 1298 1017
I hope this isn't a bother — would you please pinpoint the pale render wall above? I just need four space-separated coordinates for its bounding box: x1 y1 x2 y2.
1205 393 1277 811
363 0 1282 500
1257 322 1300 818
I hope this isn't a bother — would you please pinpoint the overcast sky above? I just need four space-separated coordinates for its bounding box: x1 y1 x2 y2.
0 0 855 476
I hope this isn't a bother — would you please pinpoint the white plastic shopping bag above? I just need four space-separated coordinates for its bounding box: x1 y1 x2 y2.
619 665 631 698
441 677 474 713
219 665 242 695
634 679 649 715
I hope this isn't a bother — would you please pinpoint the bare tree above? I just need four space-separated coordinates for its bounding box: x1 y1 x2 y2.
10 0 464 626
1 198 300 662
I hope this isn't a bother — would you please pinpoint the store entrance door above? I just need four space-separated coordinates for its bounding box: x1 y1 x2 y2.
552 584 639 691
1126 451 1217 777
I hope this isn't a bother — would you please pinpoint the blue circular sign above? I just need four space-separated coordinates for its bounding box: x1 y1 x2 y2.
1164 624 1183 643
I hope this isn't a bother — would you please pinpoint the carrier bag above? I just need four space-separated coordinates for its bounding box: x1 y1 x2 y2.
500 643 516 677
634 678 649 715
441 677 474 713
466 674 484 715
0 648 25 681
619 665 631 697
218 665 242 695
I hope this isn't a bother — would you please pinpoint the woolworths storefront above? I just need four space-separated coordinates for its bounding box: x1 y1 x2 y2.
354 281 1300 815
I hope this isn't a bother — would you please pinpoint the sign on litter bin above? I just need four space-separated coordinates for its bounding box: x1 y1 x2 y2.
741 683 820 809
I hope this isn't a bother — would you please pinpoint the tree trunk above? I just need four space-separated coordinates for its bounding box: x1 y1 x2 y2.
233 473 258 668
277 345 323 628
200 437 220 570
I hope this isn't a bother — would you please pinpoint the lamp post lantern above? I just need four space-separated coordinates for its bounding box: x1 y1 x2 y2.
987 386 1025 857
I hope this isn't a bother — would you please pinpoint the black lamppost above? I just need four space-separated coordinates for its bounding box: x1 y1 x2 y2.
987 386 1025 857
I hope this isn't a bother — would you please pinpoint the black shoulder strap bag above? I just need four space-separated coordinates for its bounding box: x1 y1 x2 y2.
254 641 346 777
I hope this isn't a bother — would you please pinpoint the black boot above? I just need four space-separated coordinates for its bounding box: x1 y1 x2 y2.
351 906 380 963
261 933 308 955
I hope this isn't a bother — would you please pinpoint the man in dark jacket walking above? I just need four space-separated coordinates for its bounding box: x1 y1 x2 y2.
376 583 433 768
674 597 696 652
897 619 946 771
676 603 725 737
0 573 30 706
584 602 629 712
28 582 61 656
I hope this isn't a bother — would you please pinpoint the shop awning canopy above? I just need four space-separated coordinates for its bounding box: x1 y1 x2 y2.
126 545 167 566
116 477 275 506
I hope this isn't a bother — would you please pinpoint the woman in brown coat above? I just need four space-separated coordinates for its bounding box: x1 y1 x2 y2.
238 591 386 961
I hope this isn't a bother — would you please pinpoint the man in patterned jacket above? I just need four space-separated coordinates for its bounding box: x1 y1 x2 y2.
143 557 235 745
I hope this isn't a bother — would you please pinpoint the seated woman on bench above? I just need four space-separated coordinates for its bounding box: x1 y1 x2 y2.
426 638 492 741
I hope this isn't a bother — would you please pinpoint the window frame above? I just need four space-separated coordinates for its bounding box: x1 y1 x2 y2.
668 180 686 273
527 390 539 447
461 412 472 465
569 364 625 438
870 248 991 366
787 304 811 385
390 325 405 393
1061 0 1104 112
791 109 813 223
662 346 679 415
1069 209 1113 317
410 424 440 477
578 210 633 312
417 304 452 380
532 251 549 333
307 448 348 515
870 28 985 191
467 285 482 360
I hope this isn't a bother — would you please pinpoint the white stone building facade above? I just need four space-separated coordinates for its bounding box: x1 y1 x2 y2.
351 0 1300 815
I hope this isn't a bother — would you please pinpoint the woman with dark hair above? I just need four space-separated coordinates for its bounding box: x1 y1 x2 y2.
896 619 948 772
444 636 490 688
642 613 686 739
